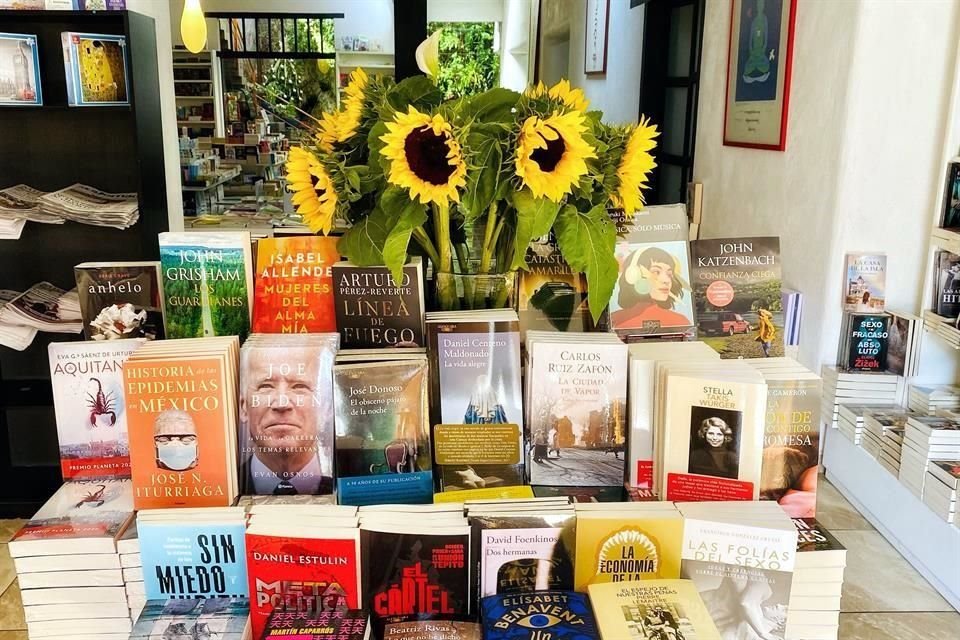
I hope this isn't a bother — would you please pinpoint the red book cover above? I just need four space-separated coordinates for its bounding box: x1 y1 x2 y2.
253 236 339 333
246 531 361 639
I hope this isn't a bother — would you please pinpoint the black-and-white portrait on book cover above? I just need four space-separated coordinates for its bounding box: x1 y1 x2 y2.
688 406 742 480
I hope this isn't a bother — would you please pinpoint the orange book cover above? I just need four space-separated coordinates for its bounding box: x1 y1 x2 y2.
124 356 232 509
252 236 339 333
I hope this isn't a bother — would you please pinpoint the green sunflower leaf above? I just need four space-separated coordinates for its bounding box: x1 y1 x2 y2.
367 121 390 176
382 199 429 284
387 76 444 112
510 188 560 270
554 203 618 322
461 137 501 221
336 206 390 266
380 185 411 218
465 88 521 123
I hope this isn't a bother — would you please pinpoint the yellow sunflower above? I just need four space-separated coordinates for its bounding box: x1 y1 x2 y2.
379 106 468 205
524 79 589 112
286 147 338 234
611 117 659 215
338 67 369 141
315 110 340 152
515 110 596 202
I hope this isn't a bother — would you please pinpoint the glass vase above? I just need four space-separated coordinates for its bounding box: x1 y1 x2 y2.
431 271 518 311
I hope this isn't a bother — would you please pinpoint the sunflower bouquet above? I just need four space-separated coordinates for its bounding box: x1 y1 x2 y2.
287 63 658 319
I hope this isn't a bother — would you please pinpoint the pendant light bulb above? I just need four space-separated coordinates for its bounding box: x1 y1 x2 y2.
181 0 207 54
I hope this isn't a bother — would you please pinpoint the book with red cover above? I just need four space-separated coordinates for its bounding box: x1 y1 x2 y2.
246 529 362 639
252 236 339 333
262 608 369 640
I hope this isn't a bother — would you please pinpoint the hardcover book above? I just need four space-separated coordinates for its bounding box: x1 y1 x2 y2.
333 359 432 505
518 233 593 334
333 259 425 347
61 31 130 106
360 525 471 634
263 607 369 640
239 334 340 496
246 528 361 639
158 232 254 340
383 620 480 639
470 514 575 601
479 590 600 640
934 250 960 318
139 514 248 600
525 334 628 487
609 204 695 337
843 253 886 312
588 579 721 640
843 313 890 372
131 597 250 639
573 512 684 591
49 339 141 480
0 33 42 106
690 237 783 358
252 236 339 334
75 262 164 340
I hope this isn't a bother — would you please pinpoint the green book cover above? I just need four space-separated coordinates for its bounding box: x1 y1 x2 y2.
159 232 253 339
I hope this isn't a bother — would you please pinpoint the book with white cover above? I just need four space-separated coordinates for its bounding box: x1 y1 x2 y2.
23 602 130 622
15 553 121 574
19 569 123 589
20 586 127 606
27 618 132 638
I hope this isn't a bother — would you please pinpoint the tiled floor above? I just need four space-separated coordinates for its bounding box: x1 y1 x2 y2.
0 481 956 638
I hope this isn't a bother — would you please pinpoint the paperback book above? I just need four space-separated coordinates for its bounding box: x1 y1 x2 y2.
843 253 886 312
941 160 960 229
479 590 600 640
840 313 890 372
131 597 250 640
934 250 960 318
239 334 340 496
158 232 254 340
139 510 248 600
332 259 425 348
74 262 164 340
588 579 722 640
262 607 369 640
690 237 783 358
252 235 339 334
609 204 696 338
383 619 479 639
333 359 433 505
518 232 593 334
49 339 141 480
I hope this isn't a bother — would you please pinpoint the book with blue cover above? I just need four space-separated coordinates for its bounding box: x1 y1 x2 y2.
480 590 599 640
138 509 248 601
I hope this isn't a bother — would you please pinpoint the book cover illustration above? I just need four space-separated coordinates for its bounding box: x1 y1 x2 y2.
263 608 369 640
792 518 845 555
334 361 432 505
941 161 960 229
845 314 890 372
384 619 480 639
12 510 130 545
518 233 592 334
760 378 821 518
132 597 250 638
31 478 133 520
140 520 248 600
609 205 695 337
159 232 252 339
844 254 886 312
239 337 338 496
934 251 960 318
480 591 599 640
49 340 141 480
588 580 722 640
333 260 425 348
0 33 42 106
75 263 164 340
246 532 360 639
573 515 684 591
125 356 232 509
527 342 628 487
253 236 338 334
691 237 783 358
361 528 470 632
61 31 129 106
472 515 574 600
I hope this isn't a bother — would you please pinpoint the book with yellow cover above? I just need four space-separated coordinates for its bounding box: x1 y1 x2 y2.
574 510 684 591
252 235 338 333
588 579 722 640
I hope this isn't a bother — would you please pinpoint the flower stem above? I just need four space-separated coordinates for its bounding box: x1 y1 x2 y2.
412 226 441 267
487 216 507 273
433 201 453 274
479 202 498 275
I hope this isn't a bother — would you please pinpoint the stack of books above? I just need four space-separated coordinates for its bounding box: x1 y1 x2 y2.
39 184 139 229
118 524 143 621
820 366 901 429
0 289 37 350
907 384 960 414
837 403 893 446
786 518 847 640
862 408 917 475
923 460 960 524
131 597 251 640
0 184 61 224
899 416 960 498
8 480 135 639
0 282 83 334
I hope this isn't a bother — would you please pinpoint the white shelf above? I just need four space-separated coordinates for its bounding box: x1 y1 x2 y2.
338 63 394 70
822 426 960 610
173 62 211 68
174 79 212 84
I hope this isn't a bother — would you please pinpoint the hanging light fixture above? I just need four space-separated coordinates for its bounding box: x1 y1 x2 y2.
181 0 207 54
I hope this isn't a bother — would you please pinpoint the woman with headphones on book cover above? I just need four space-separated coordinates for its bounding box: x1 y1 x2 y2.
611 246 692 330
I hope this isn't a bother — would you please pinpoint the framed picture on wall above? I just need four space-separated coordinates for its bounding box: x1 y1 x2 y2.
584 0 609 75
723 0 798 150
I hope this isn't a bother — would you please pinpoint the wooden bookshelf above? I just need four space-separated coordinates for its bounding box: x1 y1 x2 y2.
0 9 168 516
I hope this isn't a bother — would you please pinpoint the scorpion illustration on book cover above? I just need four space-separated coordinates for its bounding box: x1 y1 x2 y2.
87 377 117 426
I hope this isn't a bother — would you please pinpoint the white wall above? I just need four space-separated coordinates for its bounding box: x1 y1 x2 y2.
565 0 645 124
694 0 960 379
428 0 503 23
127 0 184 231
499 0 531 91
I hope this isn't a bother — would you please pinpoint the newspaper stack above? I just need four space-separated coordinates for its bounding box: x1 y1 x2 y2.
57 288 81 322
0 217 26 240
0 185 62 224
0 282 83 334
0 290 38 351
39 184 139 229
